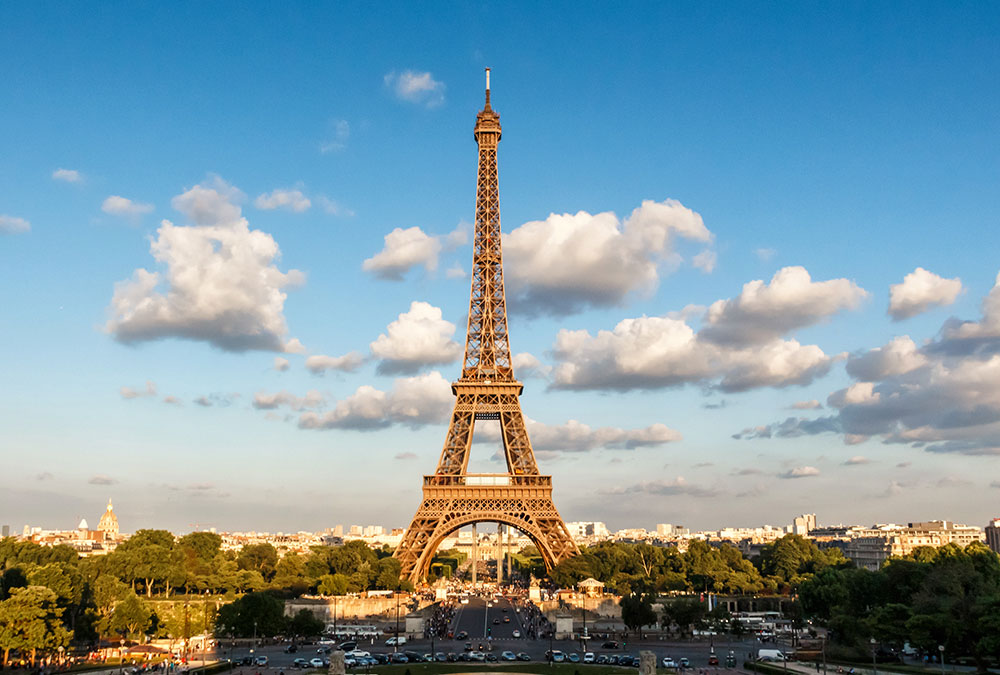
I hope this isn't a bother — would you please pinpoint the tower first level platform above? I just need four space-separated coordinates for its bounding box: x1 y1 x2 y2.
394 474 578 585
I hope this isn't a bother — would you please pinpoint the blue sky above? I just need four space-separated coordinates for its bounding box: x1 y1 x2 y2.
2 2 999 534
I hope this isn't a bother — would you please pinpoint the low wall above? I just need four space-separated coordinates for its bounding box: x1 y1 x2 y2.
285 595 434 622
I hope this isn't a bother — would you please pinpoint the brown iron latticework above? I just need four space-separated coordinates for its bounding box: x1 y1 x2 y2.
394 70 579 585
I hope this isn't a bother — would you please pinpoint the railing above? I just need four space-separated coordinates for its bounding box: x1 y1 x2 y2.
424 473 551 487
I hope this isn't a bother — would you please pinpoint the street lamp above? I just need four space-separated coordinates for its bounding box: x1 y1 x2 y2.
870 638 877 675
394 586 401 653
120 639 125 675
938 645 945 675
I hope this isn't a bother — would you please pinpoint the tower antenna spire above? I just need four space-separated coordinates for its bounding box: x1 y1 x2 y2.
485 67 491 107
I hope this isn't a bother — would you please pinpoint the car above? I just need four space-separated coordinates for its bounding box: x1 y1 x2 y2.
503 616 510 623
340 641 358 652
292 658 309 668
493 618 501 625
501 651 517 662
464 642 473 652
390 653 408 663
485 653 499 662
603 641 620 649
240 657 254 666
423 653 434 662
285 645 299 654
596 655 608 664
468 652 485 662
680 658 691 668
254 656 268 666
725 654 736 668
456 631 468 640
607 655 619 665
309 658 325 668
517 652 531 661
552 651 566 663
708 655 719 666
435 653 447 662
373 654 390 664
512 629 521 638
384 637 406 646
447 653 458 662
568 653 581 663
343 658 356 668
584 653 595 663
663 657 678 668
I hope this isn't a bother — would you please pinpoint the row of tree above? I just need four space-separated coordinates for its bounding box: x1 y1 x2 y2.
543 535 846 595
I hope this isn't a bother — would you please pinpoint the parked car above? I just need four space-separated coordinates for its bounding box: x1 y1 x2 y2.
517 652 531 661
607 655 620 665
390 653 408 663
680 657 690 668
293 658 309 668
309 658 325 668
486 653 499 662
255 656 268 666
501 651 517 662
551 651 566 663
584 652 595 663
435 652 447 662
596 655 609 664
568 653 581 663
708 654 719 666
663 657 678 668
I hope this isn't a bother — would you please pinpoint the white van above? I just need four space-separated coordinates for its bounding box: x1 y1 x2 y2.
757 650 787 662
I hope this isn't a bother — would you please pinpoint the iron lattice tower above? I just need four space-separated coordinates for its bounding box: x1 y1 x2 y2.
394 70 579 585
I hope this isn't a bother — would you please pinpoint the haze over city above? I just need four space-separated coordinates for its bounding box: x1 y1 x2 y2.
3 3 1000 534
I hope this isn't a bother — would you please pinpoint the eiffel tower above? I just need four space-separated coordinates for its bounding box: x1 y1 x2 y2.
394 70 579 585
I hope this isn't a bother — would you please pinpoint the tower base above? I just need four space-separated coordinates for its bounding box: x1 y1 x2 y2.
395 474 579 585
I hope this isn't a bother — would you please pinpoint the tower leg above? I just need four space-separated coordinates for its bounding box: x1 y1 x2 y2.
471 523 477 586
497 523 503 585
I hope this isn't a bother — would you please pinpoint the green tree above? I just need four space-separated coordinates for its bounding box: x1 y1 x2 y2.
237 543 278 580
215 592 286 638
317 574 349 596
0 585 71 667
287 608 325 637
109 590 152 638
620 592 657 636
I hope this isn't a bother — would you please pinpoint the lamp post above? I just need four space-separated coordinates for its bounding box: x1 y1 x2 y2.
120 639 125 675
870 638 877 675
394 586 401 653
938 645 945 675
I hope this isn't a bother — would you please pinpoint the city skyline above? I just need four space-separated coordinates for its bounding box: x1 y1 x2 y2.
2 4 1000 533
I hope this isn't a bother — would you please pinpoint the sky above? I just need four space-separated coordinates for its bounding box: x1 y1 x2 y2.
2 2 1000 536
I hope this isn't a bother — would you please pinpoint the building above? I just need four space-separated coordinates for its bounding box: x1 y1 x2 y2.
565 521 609 539
98 499 120 540
986 518 1000 554
845 521 986 571
791 514 817 535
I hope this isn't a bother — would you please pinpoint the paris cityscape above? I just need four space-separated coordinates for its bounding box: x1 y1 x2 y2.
3 4 1000 675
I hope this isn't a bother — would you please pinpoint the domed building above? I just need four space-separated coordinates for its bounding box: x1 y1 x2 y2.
97 498 119 541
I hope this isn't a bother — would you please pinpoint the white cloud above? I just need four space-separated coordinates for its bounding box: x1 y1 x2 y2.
512 352 551 379
254 188 311 213
888 267 963 320
362 225 465 281
120 380 157 399
320 119 350 153
305 352 366 374
298 371 452 430
791 400 823 410
552 316 833 393
503 199 712 315
193 392 239 408
384 70 446 107
52 168 82 183
395 452 418 460
446 265 466 279
779 466 820 479
274 357 290 372
0 215 31 235
170 175 245 226
846 336 927 381
252 389 325 411
843 455 871 465
283 338 307 354
476 418 681 453
606 476 717 498
370 301 462 374
105 181 304 352
363 227 442 280
742 275 1000 456
163 395 182 406
692 249 717 273
755 247 777 261
316 196 353 217
699 266 868 346
102 196 154 221
89 475 118 486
